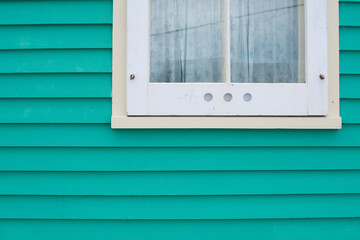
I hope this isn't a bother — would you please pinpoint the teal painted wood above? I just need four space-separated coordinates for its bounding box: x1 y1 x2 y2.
1 124 360 147
1 219 359 240
340 27 360 50
0 99 111 123
0 50 112 73
0 73 111 98
0 0 112 25
341 74 360 98
340 51 360 74
1 171 360 195
339 2 360 26
1 147 360 171
1 195 360 220
0 0 359 239
341 100 360 123
0 25 112 50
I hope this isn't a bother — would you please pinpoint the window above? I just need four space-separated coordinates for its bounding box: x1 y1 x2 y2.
112 0 341 128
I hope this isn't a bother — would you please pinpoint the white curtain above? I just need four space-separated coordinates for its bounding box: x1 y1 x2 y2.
231 0 304 83
150 0 304 83
150 0 223 83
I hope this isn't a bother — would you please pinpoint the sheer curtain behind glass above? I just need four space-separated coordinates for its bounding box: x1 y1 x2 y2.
150 0 223 83
231 0 305 83
150 0 304 84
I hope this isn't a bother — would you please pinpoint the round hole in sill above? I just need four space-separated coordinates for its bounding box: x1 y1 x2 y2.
224 93 233 102
204 93 213 102
243 93 252 102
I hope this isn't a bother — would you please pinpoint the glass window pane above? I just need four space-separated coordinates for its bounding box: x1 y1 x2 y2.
231 0 305 83
150 0 223 83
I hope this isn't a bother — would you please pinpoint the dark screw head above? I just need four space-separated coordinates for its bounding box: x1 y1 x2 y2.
319 74 325 80
130 74 136 80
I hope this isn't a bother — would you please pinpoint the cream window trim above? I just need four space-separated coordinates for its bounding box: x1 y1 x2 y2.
112 0 341 129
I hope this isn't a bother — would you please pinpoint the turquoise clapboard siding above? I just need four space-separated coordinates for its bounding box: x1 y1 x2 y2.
0 0 360 239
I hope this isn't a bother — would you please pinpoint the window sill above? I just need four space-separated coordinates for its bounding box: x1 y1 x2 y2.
111 116 342 129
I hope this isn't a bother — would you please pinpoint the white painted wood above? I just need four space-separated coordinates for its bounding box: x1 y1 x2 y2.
306 0 328 115
145 83 308 116
225 0 231 84
126 0 329 116
126 0 149 115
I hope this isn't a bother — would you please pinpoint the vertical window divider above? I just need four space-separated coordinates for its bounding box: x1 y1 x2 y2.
224 0 231 84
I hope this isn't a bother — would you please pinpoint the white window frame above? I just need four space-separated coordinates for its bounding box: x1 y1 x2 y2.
112 0 341 129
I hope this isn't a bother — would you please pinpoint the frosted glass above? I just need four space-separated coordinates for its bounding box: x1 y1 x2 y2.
231 0 305 83
150 0 223 83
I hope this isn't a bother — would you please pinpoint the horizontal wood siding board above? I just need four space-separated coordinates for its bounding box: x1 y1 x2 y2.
0 73 111 98
340 2 360 27
0 99 111 123
0 25 112 50
340 51 360 74
341 99 360 123
1 171 360 196
1 147 360 172
0 124 360 147
1 195 360 220
1 219 360 240
341 74 360 99
0 50 112 73
340 27 360 50
0 1 112 25
0 99 357 123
